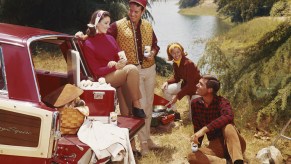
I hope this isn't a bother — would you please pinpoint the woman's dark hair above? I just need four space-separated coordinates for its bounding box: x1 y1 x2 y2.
202 74 220 95
86 10 110 37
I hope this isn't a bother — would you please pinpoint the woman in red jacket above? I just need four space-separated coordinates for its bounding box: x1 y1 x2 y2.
161 42 201 113
82 10 145 118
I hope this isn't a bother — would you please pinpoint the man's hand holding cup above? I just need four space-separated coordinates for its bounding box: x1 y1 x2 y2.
144 46 154 61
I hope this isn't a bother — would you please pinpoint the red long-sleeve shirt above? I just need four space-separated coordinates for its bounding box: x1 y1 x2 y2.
83 34 120 78
191 95 234 141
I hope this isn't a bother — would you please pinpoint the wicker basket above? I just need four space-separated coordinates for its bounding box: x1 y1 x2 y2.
59 106 85 134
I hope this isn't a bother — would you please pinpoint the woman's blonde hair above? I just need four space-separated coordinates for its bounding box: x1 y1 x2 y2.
166 42 187 61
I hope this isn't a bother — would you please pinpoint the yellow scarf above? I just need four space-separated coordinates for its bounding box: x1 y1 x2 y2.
173 59 181 67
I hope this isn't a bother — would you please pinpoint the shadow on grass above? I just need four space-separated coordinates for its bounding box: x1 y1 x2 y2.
153 146 178 162
151 123 175 134
136 145 178 164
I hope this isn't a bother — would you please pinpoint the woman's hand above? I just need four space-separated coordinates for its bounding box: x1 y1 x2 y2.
115 60 126 70
161 82 168 91
75 31 88 40
108 61 117 68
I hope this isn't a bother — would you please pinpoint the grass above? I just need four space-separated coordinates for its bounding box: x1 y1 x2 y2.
33 37 291 164
32 51 67 73
134 75 291 164
218 17 287 52
135 75 193 163
34 54 290 163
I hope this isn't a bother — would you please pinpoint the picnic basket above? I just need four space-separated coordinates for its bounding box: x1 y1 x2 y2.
59 106 85 134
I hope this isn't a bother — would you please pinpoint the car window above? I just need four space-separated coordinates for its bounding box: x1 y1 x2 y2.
30 41 67 73
0 47 7 91
29 39 80 99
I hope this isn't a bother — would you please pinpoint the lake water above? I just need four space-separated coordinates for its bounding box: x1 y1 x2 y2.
149 0 231 63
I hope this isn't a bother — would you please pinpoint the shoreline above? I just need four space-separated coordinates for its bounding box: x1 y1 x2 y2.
178 0 218 16
178 0 234 25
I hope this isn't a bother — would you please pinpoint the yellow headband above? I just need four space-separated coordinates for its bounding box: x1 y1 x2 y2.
168 43 183 54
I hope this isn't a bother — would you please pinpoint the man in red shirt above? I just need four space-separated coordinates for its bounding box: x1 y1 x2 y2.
188 75 246 164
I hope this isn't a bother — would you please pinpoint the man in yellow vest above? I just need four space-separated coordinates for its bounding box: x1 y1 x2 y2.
107 0 160 156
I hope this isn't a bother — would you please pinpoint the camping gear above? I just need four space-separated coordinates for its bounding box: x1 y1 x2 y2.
59 106 85 134
151 94 180 127
153 102 173 113
43 84 83 108
80 82 116 116
256 118 290 163
151 112 164 127
161 113 175 125
42 84 86 134
109 112 118 125
153 94 171 106
153 94 173 112
153 105 167 112
151 112 176 127
153 93 181 120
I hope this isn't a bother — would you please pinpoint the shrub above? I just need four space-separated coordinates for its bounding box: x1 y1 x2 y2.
270 0 291 17
179 0 200 9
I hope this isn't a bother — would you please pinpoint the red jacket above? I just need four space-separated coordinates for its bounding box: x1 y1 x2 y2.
167 56 201 100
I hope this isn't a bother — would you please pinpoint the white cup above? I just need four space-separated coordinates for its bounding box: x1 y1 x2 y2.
144 46 151 57
118 51 127 61
109 112 118 126
191 142 198 152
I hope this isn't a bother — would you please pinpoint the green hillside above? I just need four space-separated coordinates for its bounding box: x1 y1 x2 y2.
198 16 291 130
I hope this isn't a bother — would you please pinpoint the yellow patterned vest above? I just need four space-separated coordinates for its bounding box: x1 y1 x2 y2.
116 18 154 68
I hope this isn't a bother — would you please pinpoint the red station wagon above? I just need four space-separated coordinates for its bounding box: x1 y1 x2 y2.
0 23 144 163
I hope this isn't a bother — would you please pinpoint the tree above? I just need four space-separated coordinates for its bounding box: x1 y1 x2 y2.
0 0 98 33
0 0 153 34
198 18 291 129
216 0 280 22
178 0 200 8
